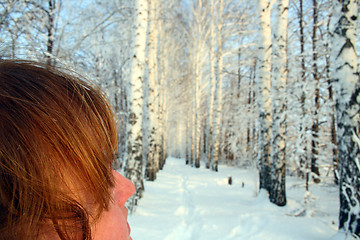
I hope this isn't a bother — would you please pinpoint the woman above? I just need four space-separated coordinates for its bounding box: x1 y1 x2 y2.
0 60 135 239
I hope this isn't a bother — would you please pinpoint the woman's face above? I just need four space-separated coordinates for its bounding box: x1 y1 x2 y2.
92 171 135 240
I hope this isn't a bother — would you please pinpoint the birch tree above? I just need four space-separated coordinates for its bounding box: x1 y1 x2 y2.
246 60 258 163
325 15 339 184
0 0 60 62
256 0 272 193
287 0 333 188
45 0 56 65
145 0 160 181
292 0 315 188
188 0 209 168
297 0 309 179
206 0 251 170
157 1 167 170
211 0 224 172
0 1 23 58
205 0 217 169
330 0 360 235
270 0 288 206
310 0 321 183
124 0 148 211
157 0 189 166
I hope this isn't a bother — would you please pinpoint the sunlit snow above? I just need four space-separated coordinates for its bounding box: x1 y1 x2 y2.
128 157 339 240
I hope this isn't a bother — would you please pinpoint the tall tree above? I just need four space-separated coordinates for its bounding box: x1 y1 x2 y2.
310 0 321 183
205 0 217 169
188 0 209 168
247 59 257 161
325 13 339 184
124 0 148 212
256 0 272 193
211 0 224 172
45 0 56 65
270 0 288 206
157 1 167 170
0 0 60 62
330 0 360 236
297 0 309 181
145 0 160 181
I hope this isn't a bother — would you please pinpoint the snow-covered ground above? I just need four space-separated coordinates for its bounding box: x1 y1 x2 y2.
128 157 339 240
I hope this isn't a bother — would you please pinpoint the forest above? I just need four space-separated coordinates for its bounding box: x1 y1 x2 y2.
1 0 359 238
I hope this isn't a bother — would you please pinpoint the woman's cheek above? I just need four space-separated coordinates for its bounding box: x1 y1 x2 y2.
92 201 130 240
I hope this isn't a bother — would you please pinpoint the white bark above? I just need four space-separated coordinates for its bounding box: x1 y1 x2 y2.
191 72 196 165
211 0 224 172
270 0 288 206
157 1 168 169
194 32 202 168
296 0 310 182
206 0 217 168
161 86 169 165
125 0 148 211
186 108 192 164
330 0 360 235
189 0 208 168
256 0 272 192
158 30 169 166
145 0 159 181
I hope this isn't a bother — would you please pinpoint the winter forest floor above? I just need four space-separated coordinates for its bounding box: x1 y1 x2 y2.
128 157 339 240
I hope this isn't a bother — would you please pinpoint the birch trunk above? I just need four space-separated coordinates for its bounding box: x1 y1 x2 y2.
212 0 224 172
158 8 167 169
310 0 321 183
186 108 191 165
206 0 217 169
247 60 256 159
325 18 339 184
46 0 55 66
124 0 148 211
297 0 310 182
270 0 288 206
160 77 168 168
256 0 272 193
158 73 167 170
190 0 207 168
145 0 159 181
191 75 196 166
330 0 360 235
194 51 202 168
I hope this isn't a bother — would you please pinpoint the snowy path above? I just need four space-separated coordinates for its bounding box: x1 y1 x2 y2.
128 157 338 240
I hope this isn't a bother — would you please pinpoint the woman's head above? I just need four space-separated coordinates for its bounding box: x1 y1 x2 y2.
0 60 133 239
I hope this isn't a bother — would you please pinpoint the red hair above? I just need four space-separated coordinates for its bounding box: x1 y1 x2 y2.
0 60 118 239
